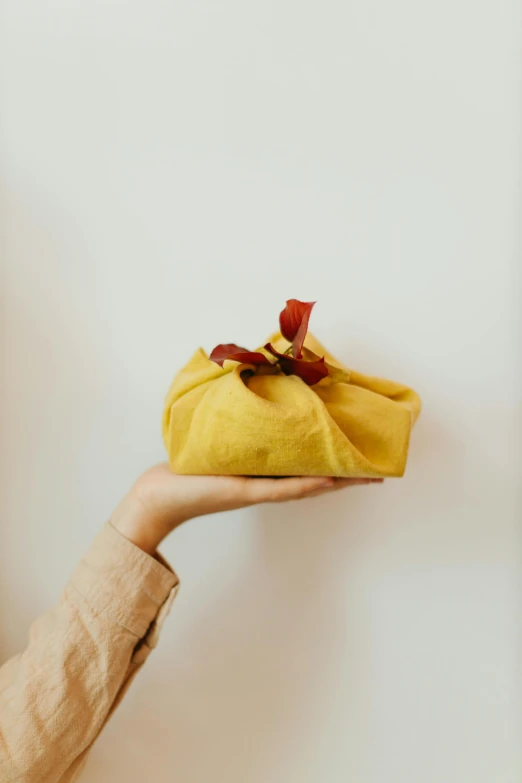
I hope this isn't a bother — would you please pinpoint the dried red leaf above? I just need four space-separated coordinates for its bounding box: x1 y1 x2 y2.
209 343 272 368
264 343 328 386
279 299 315 358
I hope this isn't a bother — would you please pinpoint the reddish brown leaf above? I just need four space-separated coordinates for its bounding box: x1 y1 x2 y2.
209 343 273 368
301 347 351 384
282 355 328 385
279 299 315 358
264 343 329 386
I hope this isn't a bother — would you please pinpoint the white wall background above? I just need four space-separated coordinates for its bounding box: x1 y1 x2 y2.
1 2 521 781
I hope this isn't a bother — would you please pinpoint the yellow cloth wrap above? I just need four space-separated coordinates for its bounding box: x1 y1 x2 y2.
162 332 421 478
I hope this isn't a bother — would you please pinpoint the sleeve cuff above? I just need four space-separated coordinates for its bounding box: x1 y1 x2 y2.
69 522 179 639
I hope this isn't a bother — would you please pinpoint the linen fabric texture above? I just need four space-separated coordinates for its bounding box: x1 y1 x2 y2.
163 332 421 478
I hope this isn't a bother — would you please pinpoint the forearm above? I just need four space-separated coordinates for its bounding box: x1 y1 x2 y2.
0 523 178 783
0 463 370 782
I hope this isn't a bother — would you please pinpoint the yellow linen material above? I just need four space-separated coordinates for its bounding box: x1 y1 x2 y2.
162 332 421 478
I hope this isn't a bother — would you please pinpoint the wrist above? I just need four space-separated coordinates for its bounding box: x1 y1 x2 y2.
111 492 165 556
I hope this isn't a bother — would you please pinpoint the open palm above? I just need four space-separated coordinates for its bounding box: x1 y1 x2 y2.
111 464 383 555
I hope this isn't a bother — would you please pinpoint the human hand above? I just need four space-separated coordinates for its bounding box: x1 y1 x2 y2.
111 463 383 555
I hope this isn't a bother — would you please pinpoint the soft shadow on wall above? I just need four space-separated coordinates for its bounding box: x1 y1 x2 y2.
0 188 108 659
84 413 450 783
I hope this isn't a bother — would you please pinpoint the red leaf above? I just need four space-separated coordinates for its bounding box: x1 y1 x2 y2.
264 343 328 386
209 343 272 368
279 299 315 358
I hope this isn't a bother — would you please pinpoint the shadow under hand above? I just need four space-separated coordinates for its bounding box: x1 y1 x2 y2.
87 488 375 783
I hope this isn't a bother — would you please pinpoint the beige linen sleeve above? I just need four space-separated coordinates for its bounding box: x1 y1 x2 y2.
0 522 179 783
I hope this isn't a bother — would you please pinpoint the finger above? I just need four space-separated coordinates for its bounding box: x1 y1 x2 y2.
246 476 335 504
330 477 384 490
304 478 383 497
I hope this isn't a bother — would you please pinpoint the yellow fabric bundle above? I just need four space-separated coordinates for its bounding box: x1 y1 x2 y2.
162 331 421 478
